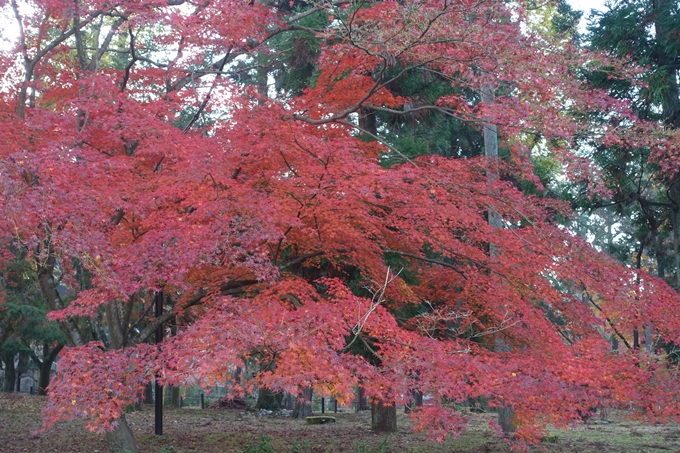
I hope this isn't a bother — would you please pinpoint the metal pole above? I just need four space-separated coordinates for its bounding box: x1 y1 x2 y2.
334 398 337 413
155 290 163 436
321 397 325 414
201 393 205 410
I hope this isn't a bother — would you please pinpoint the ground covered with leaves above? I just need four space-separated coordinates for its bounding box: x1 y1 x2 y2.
1 393 679 453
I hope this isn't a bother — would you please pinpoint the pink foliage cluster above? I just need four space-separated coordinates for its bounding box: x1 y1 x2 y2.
1 0 680 445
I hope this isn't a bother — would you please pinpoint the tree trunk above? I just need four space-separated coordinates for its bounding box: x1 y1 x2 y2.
371 400 397 432
15 352 29 392
170 386 180 408
292 386 313 419
37 363 50 396
413 391 423 407
355 385 368 411
672 195 680 291
104 414 139 453
144 382 154 405
653 0 680 293
167 318 180 408
358 107 377 138
256 388 284 410
256 358 283 410
281 392 294 410
36 254 84 347
653 0 680 129
498 406 518 436
656 234 667 280
645 320 654 353
2 353 16 393
482 84 516 436
404 390 423 413
37 343 63 396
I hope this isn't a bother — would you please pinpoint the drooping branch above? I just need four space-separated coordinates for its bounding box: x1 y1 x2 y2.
220 279 259 295
280 251 326 269
581 286 633 350
383 249 467 278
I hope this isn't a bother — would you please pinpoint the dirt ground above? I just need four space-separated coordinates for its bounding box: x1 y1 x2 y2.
1 393 680 453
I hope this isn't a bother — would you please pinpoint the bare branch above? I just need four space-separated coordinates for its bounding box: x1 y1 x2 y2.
344 267 401 353
365 103 483 123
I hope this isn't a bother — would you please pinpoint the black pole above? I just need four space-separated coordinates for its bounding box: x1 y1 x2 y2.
201 393 205 410
334 398 337 413
321 397 325 414
155 290 163 436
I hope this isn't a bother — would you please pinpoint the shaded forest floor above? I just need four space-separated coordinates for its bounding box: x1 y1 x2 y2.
1 393 679 453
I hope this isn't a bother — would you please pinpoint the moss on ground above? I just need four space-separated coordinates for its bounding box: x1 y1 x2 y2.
2 395 680 453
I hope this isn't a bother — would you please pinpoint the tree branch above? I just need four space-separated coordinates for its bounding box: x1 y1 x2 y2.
220 279 259 295
130 288 206 345
335 120 417 166
581 285 632 350
280 251 325 269
364 103 483 123
182 46 232 133
383 249 467 279
286 1 351 24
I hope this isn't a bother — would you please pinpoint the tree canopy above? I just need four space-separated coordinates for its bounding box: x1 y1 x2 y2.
1 0 680 451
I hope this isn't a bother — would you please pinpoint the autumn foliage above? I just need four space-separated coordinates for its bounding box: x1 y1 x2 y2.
1 0 680 449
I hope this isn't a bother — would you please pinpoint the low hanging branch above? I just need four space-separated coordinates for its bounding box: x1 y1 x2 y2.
280 251 326 269
383 249 467 279
581 285 633 350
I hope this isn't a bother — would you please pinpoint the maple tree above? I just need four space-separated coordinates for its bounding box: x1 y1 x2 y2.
2 0 680 452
